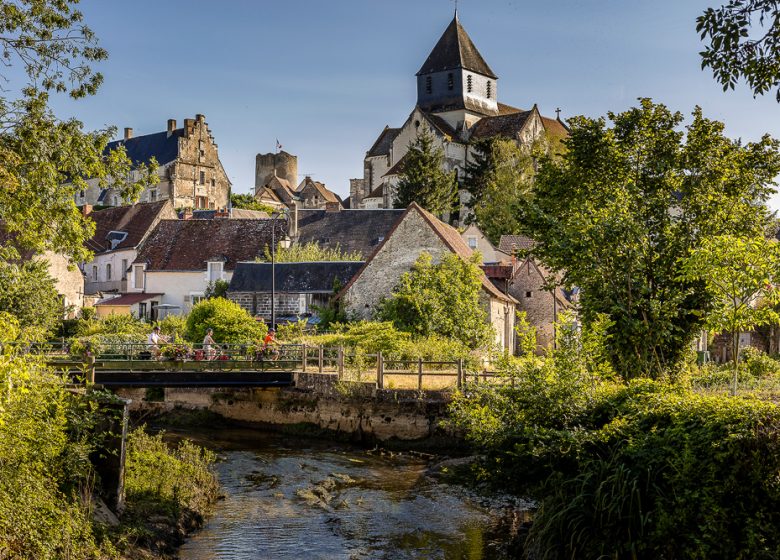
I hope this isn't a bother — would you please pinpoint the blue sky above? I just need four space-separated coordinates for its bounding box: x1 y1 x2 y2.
49 0 780 208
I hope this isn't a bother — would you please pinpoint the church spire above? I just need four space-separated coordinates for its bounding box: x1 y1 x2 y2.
416 14 496 79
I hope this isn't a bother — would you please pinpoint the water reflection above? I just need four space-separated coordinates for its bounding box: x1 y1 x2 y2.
177 431 512 559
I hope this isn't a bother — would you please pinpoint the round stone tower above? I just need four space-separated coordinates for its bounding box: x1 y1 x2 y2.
255 151 298 189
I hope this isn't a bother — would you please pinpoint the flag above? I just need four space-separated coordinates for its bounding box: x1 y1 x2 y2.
275 139 282 151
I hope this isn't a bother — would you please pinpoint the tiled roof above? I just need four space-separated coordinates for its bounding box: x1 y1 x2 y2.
470 110 533 140
498 234 536 254
417 14 497 79
86 200 175 254
424 112 461 139
106 130 183 166
228 261 365 294
367 127 401 157
296 209 404 259
497 102 523 115
135 219 285 271
540 116 570 140
95 293 163 306
187 208 270 219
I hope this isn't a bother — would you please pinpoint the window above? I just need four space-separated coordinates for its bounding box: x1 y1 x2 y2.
447 73 454 90
467 75 473 93
138 302 147 320
191 293 206 306
486 81 492 99
211 178 216 187
121 259 128 280
133 265 144 290
467 236 478 250
525 291 533 298
92 265 98 281
425 76 432 94
106 263 112 280
199 171 206 185
149 189 157 202
208 261 223 283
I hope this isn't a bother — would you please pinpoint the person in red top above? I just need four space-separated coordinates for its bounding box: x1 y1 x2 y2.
262 328 279 359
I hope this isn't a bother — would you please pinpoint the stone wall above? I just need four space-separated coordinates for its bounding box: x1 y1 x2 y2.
509 259 566 351
229 292 303 319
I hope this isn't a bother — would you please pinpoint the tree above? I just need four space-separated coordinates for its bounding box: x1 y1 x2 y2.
518 99 780 379
263 241 363 262
205 279 229 299
0 1 157 263
230 193 275 214
697 1 780 101
682 235 780 394
377 252 493 349
185 297 266 343
0 258 62 339
394 129 457 216
463 137 536 244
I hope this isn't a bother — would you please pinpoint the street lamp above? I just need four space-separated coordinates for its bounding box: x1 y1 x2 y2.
270 208 291 330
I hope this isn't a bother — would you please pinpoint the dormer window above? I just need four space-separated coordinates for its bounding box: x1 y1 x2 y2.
208 261 223 283
107 230 128 250
425 76 432 94
447 73 454 90
467 75 473 93
486 81 492 99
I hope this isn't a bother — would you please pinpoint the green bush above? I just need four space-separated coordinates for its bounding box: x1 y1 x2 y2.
74 313 147 338
156 313 187 339
185 297 266 343
741 346 780 378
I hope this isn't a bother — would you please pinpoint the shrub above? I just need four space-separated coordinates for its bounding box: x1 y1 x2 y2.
185 297 266 343
742 346 780 378
157 314 187 339
74 313 147 338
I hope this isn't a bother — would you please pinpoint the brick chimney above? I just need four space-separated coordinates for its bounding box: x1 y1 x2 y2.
167 119 176 135
81 204 93 217
325 201 341 212
124 127 133 140
183 118 195 137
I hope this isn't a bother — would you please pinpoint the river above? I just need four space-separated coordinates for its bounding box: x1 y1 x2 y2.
175 429 523 559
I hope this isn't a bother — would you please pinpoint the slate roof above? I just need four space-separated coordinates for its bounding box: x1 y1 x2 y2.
383 154 408 177
498 234 536 254
228 261 365 294
86 200 174 254
367 127 401 157
296 209 404 259
417 14 497 79
106 130 183 166
135 219 285 271
188 208 270 219
470 110 534 140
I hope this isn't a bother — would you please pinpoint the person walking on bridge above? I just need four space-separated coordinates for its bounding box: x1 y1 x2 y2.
203 328 217 360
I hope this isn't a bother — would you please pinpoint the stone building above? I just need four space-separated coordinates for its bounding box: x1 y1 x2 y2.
340 203 517 352
75 114 231 210
350 14 568 223
228 261 364 320
254 150 341 211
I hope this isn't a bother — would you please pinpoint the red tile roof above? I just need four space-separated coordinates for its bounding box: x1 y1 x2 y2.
95 293 163 306
86 200 175 254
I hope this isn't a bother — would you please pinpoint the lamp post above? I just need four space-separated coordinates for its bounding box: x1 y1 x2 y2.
270 208 291 330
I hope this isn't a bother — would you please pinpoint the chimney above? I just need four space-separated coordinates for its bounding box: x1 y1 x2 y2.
183 118 195 137
325 201 341 213
167 119 176 134
124 127 133 140
81 204 93 217
196 113 205 123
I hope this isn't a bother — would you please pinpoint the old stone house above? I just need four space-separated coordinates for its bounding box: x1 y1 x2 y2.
228 261 365 321
340 203 517 352
82 200 177 295
76 114 231 210
297 176 342 210
350 14 568 224
130 218 283 319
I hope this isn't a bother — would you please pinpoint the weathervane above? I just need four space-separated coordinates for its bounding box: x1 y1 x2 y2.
452 0 459 15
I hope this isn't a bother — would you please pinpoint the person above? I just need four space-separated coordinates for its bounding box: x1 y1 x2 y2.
203 328 217 360
262 328 279 360
148 326 162 359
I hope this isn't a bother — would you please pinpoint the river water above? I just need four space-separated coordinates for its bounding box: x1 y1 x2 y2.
176 429 521 559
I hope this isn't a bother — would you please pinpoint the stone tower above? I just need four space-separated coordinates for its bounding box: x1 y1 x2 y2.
416 13 499 130
255 151 298 189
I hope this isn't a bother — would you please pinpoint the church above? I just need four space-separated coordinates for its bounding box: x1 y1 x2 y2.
349 13 568 222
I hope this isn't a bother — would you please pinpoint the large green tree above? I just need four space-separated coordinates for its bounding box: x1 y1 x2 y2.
377 252 493 349
0 258 62 340
697 1 780 101
394 129 457 216
463 137 536 244
519 99 780 378
0 0 156 263
682 235 780 393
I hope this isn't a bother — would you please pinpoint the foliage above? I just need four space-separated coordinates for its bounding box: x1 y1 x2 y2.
518 99 780 379
0 257 62 340
263 241 363 262
450 320 780 558
682 235 780 392
185 297 266 343
312 277 348 329
229 192 275 214
393 128 457 216
463 137 536 244
378 252 494 349
514 311 537 357
697 1 780 101
74 313 147 338
741 346 780 378
0 0 158 262
156 313 187 339
275 319 308 341
205 279 229 299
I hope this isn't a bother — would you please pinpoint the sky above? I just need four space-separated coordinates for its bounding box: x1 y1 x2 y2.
47 0 780 209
